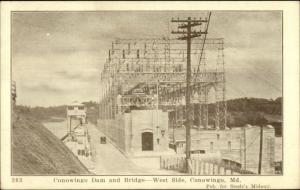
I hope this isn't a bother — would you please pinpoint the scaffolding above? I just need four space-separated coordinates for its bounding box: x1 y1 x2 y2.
99 37 226 129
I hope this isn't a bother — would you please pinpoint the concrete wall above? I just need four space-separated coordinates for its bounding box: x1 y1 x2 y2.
244 125 275 174
130 110 169 153
173 125 276 174
124 113 132 153
97 116 126 153
174 128 242 157
98 109 169 156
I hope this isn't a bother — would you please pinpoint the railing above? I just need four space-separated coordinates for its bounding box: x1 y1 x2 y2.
160 155 187 173
160 154 254 175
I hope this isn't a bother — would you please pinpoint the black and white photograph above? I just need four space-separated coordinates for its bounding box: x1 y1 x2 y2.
11 10 283 176
1 1 299 189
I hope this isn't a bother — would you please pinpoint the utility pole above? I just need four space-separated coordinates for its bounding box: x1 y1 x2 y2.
171 14 211 171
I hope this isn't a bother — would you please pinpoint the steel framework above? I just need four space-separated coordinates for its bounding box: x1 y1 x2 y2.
99 37 226 129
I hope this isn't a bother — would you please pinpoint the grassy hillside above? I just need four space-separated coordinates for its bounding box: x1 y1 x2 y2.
16 105 67 122
227 97 282 115
82 101 99 124
17 97 282 134
17 101 99 124
12 108 91 175
226 97 282 136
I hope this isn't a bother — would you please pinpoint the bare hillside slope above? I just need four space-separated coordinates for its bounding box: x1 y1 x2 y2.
12 111 90 175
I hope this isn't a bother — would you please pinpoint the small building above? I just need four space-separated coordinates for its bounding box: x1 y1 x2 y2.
67 101 87 124
172 125 276 175
98 109 171 157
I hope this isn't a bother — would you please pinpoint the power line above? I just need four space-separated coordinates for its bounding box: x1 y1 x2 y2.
194 12 212 83
171 15 211 171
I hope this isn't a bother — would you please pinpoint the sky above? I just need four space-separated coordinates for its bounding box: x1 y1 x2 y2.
12 11 282 107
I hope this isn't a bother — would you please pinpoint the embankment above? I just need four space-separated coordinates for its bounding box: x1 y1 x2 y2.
12 111 91 175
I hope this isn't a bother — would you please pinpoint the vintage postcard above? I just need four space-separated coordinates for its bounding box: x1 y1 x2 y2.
1 1 299 189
